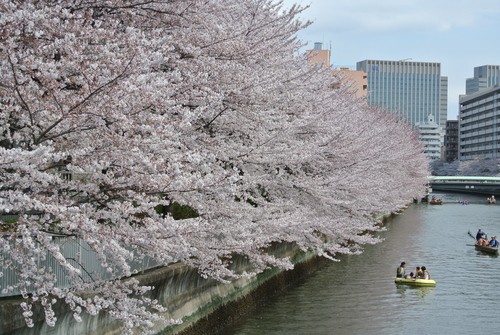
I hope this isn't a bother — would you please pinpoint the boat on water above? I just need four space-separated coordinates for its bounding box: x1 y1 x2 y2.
474 243 499 255
394 277 436 287
467 230 499 254
429 199 443 205
487 198 496 204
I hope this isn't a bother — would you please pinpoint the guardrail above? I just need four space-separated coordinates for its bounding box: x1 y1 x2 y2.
0 233 161 298
1 171 164 297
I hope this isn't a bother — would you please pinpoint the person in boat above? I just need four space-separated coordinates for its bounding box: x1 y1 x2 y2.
415 266 423 278
408 272 415 279
396 262 408 278
478 237 489 246
489 236 499 247
476 229 487 241
420 266 430 280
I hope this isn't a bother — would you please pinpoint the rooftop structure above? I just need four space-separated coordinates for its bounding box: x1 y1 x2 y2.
465 65 500 95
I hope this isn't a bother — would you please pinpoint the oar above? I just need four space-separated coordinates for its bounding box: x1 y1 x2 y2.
468 230 477 241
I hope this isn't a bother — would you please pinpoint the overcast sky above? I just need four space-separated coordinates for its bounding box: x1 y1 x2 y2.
281 0 500 119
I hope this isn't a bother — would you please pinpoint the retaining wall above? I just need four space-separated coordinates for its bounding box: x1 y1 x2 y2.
0 242 327 335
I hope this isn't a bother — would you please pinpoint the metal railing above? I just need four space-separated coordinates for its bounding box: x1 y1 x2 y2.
1 171 164 297
0 234 161 297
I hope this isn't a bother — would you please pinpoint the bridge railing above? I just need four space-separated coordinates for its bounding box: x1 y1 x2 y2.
428 176 500 184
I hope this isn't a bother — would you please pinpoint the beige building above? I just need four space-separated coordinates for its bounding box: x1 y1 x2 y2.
306 42 367 98
307 42 331 67
332 68 368 99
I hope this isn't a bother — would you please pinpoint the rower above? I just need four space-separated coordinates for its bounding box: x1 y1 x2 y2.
476 229 487 241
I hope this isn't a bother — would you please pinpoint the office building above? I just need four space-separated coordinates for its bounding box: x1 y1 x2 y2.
415 115 442 160
356 60 448 132
465 65 500 95
459 84 500 160
444 120 459 162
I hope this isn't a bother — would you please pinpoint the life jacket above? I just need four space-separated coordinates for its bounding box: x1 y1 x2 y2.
415 270 423 278
479 238 489 246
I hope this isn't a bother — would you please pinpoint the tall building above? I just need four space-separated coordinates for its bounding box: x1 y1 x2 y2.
415 115 442 160
465 65 500 95
356 60 448 132
444 120 459 162
459 84 500 160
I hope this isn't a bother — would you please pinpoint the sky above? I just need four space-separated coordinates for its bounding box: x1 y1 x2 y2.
280 0 500 119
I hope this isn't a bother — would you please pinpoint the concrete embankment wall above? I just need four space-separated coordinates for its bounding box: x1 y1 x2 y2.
0 242 329 335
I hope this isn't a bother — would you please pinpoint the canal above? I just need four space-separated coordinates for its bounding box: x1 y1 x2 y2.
217 191 500 334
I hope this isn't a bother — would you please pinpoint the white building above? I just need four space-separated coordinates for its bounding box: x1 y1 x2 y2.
415 115 442 160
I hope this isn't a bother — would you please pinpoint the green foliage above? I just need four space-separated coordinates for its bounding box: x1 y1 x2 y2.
170 202 199 220
0 218 17 232
131 203 199 222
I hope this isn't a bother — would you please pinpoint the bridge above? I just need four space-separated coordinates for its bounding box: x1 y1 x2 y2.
427 176 500 195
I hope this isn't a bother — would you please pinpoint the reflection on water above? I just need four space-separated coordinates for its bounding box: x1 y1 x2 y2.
395 284 436 300
217 192 500 335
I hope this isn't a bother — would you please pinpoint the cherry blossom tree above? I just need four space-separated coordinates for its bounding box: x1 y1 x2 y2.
431 159 500 176
0 0 429 332
430 160 460 176
457 158 500 176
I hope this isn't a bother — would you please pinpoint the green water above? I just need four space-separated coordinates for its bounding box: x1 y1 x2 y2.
217 192 500 334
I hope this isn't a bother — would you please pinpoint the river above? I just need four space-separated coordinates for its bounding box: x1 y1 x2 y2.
217 191 500 334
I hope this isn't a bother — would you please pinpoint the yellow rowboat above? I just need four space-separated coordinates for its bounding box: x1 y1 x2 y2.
394 277 436 287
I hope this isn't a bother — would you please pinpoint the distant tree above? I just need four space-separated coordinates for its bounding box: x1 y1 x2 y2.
458 158 500 176
430 158 500 177
430 160 460 176
0 0 429 332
